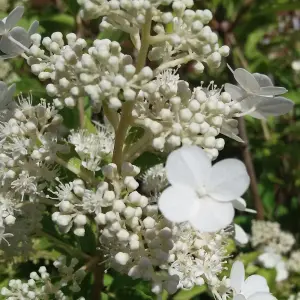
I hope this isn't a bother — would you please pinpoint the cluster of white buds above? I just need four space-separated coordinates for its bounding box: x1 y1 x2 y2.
167 222 231 290
133 72 240 159
251 220 295 254
50 178 90 237
287 250 300 274
68 123 115 172
1 256 86 299
27 34 155 111
79 0 229 68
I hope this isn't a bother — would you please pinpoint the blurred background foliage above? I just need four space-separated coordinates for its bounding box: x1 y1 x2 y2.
1 0 300 299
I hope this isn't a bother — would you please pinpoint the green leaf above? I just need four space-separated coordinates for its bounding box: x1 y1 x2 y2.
133 151 166 172
40 14 75 31
173 285 206 300
245 29 266 60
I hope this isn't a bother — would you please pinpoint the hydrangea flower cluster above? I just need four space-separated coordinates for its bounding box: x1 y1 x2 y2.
0 1 295 299
1 256 86 299
251 220 295 283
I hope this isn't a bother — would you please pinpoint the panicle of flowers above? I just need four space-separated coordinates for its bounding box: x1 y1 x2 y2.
251 220 295 254
0 256 86 299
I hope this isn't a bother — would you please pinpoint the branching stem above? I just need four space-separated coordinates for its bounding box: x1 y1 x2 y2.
112 9 152 170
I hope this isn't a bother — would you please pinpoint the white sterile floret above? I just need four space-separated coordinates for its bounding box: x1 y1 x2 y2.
258 248 288 282
230 261 277 300
158 145 250 232
0 6 39 59
225 66 294 119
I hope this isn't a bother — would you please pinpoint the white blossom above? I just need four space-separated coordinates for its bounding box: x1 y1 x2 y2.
0 6 39 59
230 261 276 300
258 248 289 282
158 145 250 232
225 67 294 119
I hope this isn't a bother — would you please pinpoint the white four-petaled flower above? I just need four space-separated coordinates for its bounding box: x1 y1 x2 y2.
0 6 39 59
230 261 277 300
158 145 250 232
225 66 294 119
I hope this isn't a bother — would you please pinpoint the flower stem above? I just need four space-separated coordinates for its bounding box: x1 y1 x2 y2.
77 97 85 129
124 131 152 162
154 54 195 75
112 9 152 170
103 102 119 131
8 35 30 52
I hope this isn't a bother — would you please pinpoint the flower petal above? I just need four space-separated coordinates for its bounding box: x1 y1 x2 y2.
234 68 260 93
253 73 273 87
233 295 247 300
220 123 244 143
0 27 29 55
258 252 281 269
207 159 250 202
234 224 249 246
28 20 39 36
158 186 198 223
166 145 211 190
247 293 276 300
259 86 287 96
230 261 245 294
232 198 256 213
189 196 234 232
242 275 269 298
275 261 288 282
255 96 294 117
224 83 245 101
0 81 8 100
0 21 5 35
4 6 24 30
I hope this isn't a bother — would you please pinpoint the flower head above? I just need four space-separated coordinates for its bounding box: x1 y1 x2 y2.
158 145 250 232
230 261 276 300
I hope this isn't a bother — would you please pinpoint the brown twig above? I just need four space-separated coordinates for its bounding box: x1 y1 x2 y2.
238 118 264 219
224 30 265 219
